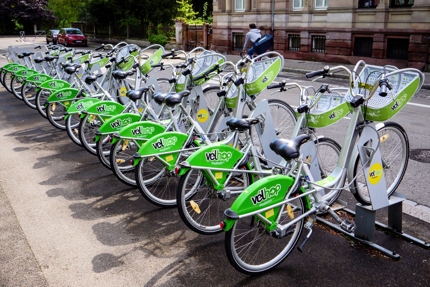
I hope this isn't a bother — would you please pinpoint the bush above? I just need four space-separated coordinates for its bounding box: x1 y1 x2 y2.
148 34 169 47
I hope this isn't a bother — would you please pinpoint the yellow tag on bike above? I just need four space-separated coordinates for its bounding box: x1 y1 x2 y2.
380 134 389 143
190 200 201 214
287 204 294 219
122 139 129 151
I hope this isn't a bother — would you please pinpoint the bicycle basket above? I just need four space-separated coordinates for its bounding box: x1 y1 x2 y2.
349 65 424 121
244 55 283 95
192 51 226 85
138 45 164 75
307 89 350 128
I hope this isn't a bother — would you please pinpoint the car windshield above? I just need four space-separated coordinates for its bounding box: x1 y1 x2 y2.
66 29 83 35
52 30 60 34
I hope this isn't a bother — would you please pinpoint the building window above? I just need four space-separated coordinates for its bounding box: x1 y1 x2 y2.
358 0 378 8
289 34 301 51
315 0 328 9
354 37 373 57
386 38 409 60
235 0 246 11
312 35 326 53
390 0 413 8
233 33 245 51
293 0 304 10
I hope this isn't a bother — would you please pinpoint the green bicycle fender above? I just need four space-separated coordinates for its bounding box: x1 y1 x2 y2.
223 175 295 231
46 88 80 105
6 65 28 75
133 131 190 170
38 79 71 91
110 121 166 144
94 113 142 142
13 68 38 79
1 63 21 71
139 48 163 75
24 73 52 85
81 101 126 118
65 98 102 119
178 143 244 189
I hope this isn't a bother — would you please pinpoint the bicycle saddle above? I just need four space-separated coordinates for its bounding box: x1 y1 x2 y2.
164 90 191 107
270 134 310 161
22 51 34 57
64 64 81 75
152 92 172 105
44 55 57 62
33 57 45 63
226 117 260 131
84 73 102 85
112 70 134 80
126 86 150 101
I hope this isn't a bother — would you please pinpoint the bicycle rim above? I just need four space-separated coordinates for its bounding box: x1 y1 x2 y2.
66 114 82 146
21 82 38 109
352 122 409 205
225 194 305 275
110 139 139 186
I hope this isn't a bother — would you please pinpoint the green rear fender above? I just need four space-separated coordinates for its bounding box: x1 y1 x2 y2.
94 113 142 142
24 74 52 85
38 79 71 91
178 144 244 187
111 121 166 144
65 98 102 120
133 131 190 169
46 88 81 106
81 101 126 118
223 175 296 231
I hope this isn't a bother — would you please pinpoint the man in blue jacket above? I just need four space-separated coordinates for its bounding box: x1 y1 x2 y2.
242 23 261 58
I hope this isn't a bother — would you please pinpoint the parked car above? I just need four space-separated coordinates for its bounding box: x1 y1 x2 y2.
46 29 60 44
57 28 87 47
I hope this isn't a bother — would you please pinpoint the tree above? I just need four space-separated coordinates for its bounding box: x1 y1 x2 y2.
48 0 86 28
0 0 55 33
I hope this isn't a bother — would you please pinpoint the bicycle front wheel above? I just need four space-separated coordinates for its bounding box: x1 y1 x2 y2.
351 122 409 205
96 134 113 170
177 167 252 235
225 193 305 275
10 76 24 100
35 89 49 118
2 71 14 94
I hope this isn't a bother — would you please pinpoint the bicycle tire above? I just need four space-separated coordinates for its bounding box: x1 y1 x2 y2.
109 138 140 186
96 135 113 170
10 76 24 100
78 114 103 155
3 71 14 94
177 166 252 235
351 122 409 205
314 137 342 206
46 102 67 130
66 114 83 146
135 142 198 208
225 192 305 275
249 99 297 154
21 81 38 109
35 89 49 118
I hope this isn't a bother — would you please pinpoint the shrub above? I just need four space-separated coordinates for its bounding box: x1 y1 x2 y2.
148 34 169 46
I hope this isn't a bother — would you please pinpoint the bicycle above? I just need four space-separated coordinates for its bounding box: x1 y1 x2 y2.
133 51 297 207
175 81 346 235
219 62 424 275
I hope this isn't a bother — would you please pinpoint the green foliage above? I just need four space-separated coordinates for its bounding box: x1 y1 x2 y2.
148 34 169 46
177 0 212 24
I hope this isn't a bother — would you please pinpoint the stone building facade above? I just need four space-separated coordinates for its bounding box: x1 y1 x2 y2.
211 0 430 70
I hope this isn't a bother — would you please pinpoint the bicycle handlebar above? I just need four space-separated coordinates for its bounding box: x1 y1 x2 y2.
192 64 220 82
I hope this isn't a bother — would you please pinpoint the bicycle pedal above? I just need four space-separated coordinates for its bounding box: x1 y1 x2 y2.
340 219 355 233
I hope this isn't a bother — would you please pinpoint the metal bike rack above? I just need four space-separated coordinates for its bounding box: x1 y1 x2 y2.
317 192 430 259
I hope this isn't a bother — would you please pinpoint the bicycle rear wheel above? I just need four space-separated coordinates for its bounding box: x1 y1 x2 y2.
177 167 252 235
10 76 24 100
96 135 113 170
35 89 49 118
79 114 103 155
351 122 409 205
109 138 139 186
66 114 83 146
46 102 67 130
225 193 305 275
3 71 14 94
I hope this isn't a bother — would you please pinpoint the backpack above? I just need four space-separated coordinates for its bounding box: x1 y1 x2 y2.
253 34 274 55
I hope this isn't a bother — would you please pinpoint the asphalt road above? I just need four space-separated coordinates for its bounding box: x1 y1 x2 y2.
1 37 430 286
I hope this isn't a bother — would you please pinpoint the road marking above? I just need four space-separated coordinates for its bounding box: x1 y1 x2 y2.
407 102 430 109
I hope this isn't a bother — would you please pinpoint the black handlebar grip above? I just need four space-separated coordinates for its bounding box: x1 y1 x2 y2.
267 83 282 89
305 69 326 78
95 45 104 51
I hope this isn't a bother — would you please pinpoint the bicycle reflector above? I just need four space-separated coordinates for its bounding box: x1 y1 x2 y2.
220 221 226 230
